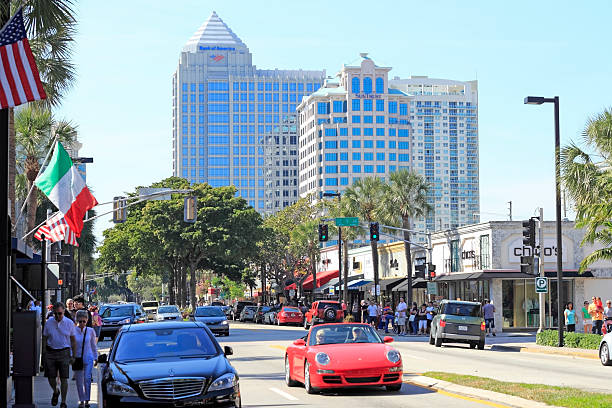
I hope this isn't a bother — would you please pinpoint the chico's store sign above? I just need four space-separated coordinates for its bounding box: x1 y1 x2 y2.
507 238 567 263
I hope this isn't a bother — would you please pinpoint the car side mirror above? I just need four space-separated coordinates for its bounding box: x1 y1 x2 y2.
224 346 233 356
383 336 394 343
293 339 306 346
98 354 108 364
189 314 194 318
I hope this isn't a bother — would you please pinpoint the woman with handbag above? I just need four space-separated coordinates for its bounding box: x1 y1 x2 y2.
72 310 98 408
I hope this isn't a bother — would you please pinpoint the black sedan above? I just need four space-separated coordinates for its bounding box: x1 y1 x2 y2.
193 306 230 336
99 303 147 341
98 321 241 407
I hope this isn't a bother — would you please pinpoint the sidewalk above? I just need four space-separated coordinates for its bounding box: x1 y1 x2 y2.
9 369 100 408
490 342 599 360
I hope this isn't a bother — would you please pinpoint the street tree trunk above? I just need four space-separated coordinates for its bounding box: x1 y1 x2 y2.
402 216 413 307
343 237 349 304
177 266 184 308
370 239 379 303
25 180 37 245
168 267 175 305
189 262 197 308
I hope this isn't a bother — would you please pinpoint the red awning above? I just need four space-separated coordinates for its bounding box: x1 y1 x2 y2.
285 270 340 291
285 283 297 290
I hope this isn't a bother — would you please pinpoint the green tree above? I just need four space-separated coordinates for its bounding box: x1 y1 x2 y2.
383 169 431 306
343 176 387 301
561 109 612 270
290 219 322 297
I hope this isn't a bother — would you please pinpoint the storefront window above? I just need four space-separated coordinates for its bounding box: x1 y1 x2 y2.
479 235 490 269
450 239 460 272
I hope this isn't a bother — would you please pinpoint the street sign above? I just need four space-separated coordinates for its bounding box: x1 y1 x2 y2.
427 282 437 295
335 217 359 227
535 277 548 293
329 287 335 295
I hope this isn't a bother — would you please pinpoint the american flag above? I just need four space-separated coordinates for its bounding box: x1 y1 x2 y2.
0 8 46 109
34 212 78 247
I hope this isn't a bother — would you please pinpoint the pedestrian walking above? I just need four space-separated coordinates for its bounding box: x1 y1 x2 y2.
426 301 435 334
367 301 378 326
90 305 102 340
589 296 604 335
382 303 394 334
73 310 98 408
417 304 428 335
409 302 418 335
64 298 75 322
396 298 408 336
604 300 612 333
582 301 592 334
352 301 360 322
73 295 92 327
482 299 496 337
564 302 576 332
42 302 77 408
360 300 368 323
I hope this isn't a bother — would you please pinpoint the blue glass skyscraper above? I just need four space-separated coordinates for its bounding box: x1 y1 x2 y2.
173 12 325 214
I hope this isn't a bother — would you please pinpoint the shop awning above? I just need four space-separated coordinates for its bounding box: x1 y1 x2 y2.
348 279 373 290
286 270 339 291
379 277 406 291
332 274 364 289
392 277 427 291
313 278 339 294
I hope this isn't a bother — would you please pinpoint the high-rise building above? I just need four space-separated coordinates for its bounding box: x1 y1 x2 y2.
389 76 479 231
172 12 326 215
297 55 479 240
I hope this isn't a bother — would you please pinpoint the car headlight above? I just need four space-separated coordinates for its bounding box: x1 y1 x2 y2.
221 320 228 325
208 373 237 391
106 380 138 396
118 318 131 325
315 352 330 365
386 350 401 364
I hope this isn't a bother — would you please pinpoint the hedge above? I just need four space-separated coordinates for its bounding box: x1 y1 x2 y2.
536 330 602 350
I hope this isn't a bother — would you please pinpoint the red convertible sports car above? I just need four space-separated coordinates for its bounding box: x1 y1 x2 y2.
284 323 403 394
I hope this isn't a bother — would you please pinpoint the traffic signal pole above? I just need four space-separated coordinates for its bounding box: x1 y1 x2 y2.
538 208 545 333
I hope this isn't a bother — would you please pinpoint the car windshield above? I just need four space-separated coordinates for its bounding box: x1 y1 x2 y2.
141 302 158 308
158 306 179 314
114 328 218 362
101 306 132 318
443 303 481 317
283 307 300 313
195 307 225 317
317 302 340 310
244 306 256 311
309 324 382 346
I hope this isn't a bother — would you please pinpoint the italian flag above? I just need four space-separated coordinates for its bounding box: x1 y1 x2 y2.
35 142 97 237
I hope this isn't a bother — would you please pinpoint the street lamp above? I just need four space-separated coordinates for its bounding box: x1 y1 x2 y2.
322 192 343 303
524 95 564 347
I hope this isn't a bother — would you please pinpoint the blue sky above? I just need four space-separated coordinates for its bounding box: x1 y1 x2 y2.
56 0 611 244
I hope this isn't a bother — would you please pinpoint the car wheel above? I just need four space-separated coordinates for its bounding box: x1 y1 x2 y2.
469 342 477 349
600 342 612 366
277 318 282 326
386 383 402 392
304 362 318 394
477 339 485 350
429 331 435 345
434 331 442 347
285 356 298 387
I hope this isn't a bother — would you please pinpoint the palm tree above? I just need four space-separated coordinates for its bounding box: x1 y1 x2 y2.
384 169 431 306
561 109 612 270
15 106 76 242
343 177 387 302
290 219 322 299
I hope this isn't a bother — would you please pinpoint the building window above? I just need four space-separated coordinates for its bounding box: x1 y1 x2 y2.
363 78 372 94
375 78 384 94
352 99 360 111
352 77 360 93
325 178 338 186
364 100 372 111
376 99 384 111
480 235 490 269
450 239 460 273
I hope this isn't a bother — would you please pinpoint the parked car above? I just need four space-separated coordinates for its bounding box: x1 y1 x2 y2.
284 323 402 394
429 300 485 349
600 331 612 366
98 321 241 407
99 303 147 340
141 300 159 321
254 306 271 324
221 305 232 318
156 305 182 322
277 306 304 326
263 307 281 324
193 306 230 336
231 301 255 321
239 306 257 322
303 301 344 329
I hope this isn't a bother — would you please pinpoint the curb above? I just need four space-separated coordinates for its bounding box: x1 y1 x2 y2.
406 375 559 408
490 344 599 360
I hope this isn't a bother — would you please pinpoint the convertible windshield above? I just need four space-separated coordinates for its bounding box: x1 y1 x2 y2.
195 307 225 317
101 306 132 318
443 303 481 317
114 328 218 361
158 306 179 314
309 324 382 346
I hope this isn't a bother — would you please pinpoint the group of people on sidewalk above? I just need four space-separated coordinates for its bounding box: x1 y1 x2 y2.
349 298 439 336
40 296 101 408
566 297 612 334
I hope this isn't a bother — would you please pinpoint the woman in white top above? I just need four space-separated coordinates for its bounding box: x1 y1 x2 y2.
72 310 98 408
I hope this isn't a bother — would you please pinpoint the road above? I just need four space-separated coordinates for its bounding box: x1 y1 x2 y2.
94 321 611 407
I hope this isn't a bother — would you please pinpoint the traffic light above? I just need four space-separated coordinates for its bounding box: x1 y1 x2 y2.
184 196 197 223
113 196 127 223
522 218 536 248
520 255 534 275
369 222 379 241
318 224 328 242
428 263 437 280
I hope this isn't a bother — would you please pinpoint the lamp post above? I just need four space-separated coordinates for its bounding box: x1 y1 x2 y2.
322 192 343 303
524 96 564 347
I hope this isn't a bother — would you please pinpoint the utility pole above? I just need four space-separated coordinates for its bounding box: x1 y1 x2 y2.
538 208 545 333
508 201 513 221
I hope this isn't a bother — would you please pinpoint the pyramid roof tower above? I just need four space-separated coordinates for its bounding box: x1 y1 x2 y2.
183 11 248 53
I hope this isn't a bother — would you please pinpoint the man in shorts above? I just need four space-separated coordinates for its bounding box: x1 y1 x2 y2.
43 302 77 408
482 299 496 337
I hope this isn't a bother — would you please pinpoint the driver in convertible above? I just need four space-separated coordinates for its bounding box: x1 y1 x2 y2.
315 330 328 345
351 327 368 342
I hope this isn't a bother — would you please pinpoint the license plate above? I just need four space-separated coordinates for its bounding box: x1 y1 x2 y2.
458 325 468 331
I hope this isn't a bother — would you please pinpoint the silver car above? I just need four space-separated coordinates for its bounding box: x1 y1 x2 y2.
155 305 182 321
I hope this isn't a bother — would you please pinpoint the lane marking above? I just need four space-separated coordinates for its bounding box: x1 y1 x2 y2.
269 387 299 401
269 345 286 351
402 354 427 361
404 381 511 408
